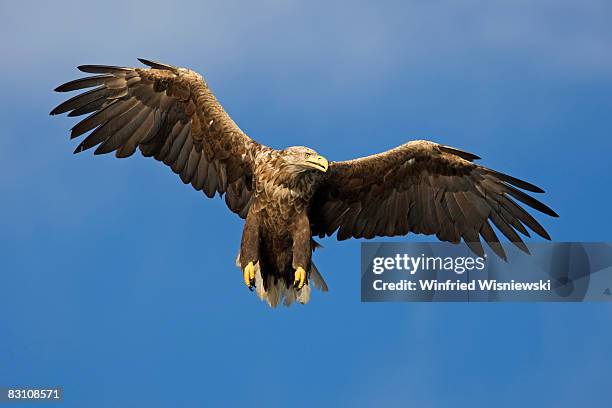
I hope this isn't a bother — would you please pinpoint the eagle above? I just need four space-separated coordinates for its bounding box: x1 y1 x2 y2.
51 59 558 307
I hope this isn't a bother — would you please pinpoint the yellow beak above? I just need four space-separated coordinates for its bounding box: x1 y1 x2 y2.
304 154 329 172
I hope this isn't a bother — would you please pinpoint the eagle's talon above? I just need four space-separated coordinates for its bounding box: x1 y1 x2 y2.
293 267 307 289
243 261 256 290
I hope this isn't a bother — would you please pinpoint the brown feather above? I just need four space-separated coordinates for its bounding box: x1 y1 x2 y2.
310 140 556 258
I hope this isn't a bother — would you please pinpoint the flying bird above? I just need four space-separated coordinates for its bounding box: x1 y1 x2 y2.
51 59 558 307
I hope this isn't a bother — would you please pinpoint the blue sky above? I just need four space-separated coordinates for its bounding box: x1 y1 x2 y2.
1 0 612 406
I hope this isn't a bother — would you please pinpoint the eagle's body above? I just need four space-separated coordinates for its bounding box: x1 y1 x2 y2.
239 147 328 305
51 59 558 307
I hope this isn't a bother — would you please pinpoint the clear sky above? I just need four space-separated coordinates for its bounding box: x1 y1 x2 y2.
1 0 612 406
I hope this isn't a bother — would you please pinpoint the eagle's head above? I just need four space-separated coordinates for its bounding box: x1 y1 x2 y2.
282 146 329 174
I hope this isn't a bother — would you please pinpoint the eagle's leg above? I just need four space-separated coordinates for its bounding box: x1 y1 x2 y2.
293 266 307 289
240 211 261 290
292 212 312 290
243 261 256 290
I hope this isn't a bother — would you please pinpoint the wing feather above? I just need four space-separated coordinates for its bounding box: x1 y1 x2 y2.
311 140 557 258
52 59 264 217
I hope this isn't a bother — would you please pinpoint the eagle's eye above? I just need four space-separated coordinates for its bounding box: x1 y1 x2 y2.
305 153 311 158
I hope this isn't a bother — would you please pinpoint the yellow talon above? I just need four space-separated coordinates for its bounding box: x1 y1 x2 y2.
293 267 307 289
243 261 255 289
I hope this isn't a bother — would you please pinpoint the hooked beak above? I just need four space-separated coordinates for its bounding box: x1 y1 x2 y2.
304 154 329 172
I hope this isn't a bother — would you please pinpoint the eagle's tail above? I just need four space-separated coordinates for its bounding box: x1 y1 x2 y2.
255 262 328 307
235 254 328 307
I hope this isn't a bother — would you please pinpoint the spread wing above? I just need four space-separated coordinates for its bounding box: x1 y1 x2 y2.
310 140 558 260
51 58 265 218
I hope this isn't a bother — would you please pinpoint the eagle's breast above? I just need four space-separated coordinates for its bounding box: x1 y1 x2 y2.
250 151 319 232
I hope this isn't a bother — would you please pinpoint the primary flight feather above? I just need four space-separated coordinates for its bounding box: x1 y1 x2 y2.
51 59 558 307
